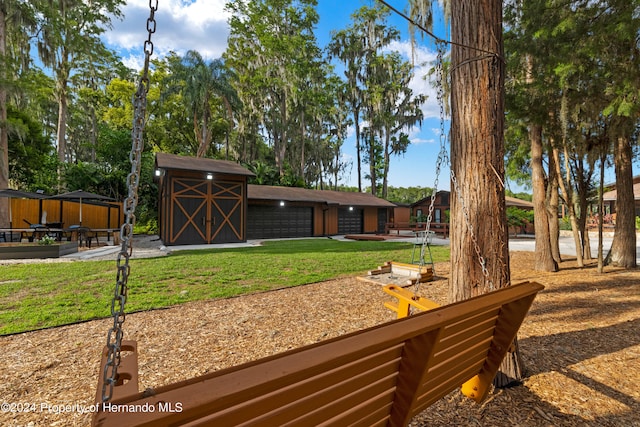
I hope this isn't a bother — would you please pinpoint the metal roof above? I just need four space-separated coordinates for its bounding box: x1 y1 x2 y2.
155 153 255 177
248 185 396 207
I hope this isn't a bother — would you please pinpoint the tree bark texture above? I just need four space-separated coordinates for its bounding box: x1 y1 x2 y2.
450 0 510 303
607 134 637 267
0 6 8 228
530 124 558 271
553 147 584 267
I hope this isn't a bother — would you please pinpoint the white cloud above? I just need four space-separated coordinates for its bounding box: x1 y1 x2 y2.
387 40 443 120
105 0 230 70
410 136 435 145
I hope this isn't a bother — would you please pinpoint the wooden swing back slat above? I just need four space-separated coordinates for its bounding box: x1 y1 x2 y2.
93 281 543 427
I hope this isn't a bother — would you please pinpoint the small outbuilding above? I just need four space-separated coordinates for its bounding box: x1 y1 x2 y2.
155 153 396 245
155 153 255 245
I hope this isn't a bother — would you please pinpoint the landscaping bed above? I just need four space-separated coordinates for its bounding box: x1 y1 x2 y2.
0 241 78 259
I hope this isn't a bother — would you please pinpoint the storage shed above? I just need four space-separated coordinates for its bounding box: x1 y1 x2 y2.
155 153 396 245
155 153 255 245
247 185 396 239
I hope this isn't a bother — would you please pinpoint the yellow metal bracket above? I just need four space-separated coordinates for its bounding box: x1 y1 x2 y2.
382 284 493 402
382 284 440 319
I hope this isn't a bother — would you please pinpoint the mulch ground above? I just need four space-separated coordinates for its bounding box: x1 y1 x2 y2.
0 251 638 426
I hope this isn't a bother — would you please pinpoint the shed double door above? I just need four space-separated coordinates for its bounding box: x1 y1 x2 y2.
169 178 244 245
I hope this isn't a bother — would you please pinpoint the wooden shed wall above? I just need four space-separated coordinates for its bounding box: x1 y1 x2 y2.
323 207 339 235
392 206 411 223
363 207 380 233
158 170 248 245
312 205 324 236
10 199 122 229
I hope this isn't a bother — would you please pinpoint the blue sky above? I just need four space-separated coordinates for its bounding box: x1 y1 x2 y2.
102 0 533 193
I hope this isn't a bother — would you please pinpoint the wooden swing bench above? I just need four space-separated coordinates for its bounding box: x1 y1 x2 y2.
93 281 543 427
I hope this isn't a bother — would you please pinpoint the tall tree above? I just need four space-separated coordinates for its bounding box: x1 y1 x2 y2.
225 0 321 178
0 1 10 227
411 0 517 383
328 16 366 192
448 0 516 385
599 0 640 268
503 1 562 271
0 0 37 227
167 51 236 158
328 5 399 193
34 0 124 178
368 51 425 198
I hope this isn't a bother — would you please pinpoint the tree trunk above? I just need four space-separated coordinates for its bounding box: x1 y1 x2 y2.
56 52 70 177
382 129 390 199
531 124 558 271
606 134 637 267
450 0 509 300
597 151 606 273
354 109 362 192
0 6 9 228
576 164 592 260
554 146 584 267
368 125 376 196
56 82 68 183
547 149 562 263
299 114 305 180
90 106 97 162
450 0 516 384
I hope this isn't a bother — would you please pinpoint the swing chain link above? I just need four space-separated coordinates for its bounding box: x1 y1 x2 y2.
101 0 157 403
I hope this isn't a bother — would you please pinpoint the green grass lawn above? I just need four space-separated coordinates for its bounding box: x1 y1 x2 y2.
0 239 450 335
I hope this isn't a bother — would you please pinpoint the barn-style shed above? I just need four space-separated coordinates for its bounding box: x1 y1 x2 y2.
155 153 396 245
155 153 255 245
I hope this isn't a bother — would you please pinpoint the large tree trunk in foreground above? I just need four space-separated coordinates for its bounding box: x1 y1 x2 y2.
606 134 637 267
449 0 509 302
449 0 519 386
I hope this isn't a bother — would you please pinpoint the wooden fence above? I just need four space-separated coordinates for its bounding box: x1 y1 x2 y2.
9 198 123 230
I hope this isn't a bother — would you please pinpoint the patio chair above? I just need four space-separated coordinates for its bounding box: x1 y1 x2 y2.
74 226 99 248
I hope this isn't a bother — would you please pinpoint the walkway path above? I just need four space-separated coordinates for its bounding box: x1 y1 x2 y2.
60 231 639 265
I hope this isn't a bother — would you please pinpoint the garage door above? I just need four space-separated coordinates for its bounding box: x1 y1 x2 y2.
338 208 363 234
248 205 313 239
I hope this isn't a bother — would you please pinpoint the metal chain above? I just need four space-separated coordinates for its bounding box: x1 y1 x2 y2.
421 42 449 266
412 42 448 308
450 170 493 290
101 0 157 403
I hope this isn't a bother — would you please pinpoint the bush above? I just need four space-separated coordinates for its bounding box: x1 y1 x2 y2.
38 235 56 245
134 218 158 235
559 217 572 230
506 207 534 229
